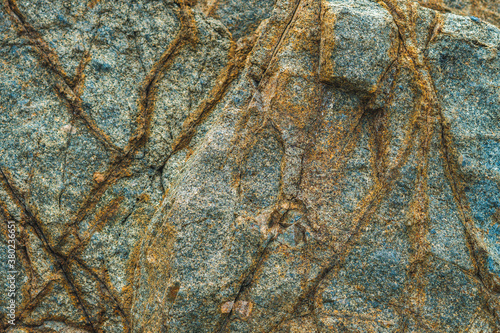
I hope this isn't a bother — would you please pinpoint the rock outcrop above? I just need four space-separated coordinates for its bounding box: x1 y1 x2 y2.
1 0 499 332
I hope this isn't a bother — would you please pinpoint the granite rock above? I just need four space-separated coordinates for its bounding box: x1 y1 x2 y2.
0 0 499 332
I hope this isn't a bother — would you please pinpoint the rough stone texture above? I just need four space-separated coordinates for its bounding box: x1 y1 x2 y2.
0 0 499 332
319 0 398 95
417 0 500 28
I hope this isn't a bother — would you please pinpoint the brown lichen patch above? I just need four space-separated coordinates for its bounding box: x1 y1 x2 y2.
0 1 201 331
171 34 255 154
1 0 499 331
4 0 122 154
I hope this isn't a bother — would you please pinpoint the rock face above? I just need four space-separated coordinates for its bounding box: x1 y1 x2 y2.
1 0 499 331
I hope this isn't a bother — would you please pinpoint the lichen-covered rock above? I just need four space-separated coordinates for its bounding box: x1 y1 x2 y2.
0 0 499 332
417 0 500 28
319 0 398 95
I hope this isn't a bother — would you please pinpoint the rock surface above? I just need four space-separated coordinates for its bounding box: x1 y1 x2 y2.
0 0 499 332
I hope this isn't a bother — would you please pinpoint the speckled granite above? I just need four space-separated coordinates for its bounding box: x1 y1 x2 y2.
0 0 499 332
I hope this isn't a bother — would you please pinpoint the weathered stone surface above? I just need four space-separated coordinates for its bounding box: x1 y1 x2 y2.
319 0 398 95
418 0 500 28
0 0 499 332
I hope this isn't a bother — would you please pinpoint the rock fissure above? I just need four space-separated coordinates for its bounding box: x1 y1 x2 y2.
1 0 499 331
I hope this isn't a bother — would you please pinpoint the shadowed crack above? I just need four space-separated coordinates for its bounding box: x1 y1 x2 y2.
58 0 198 246
3 0 124 154
379 0 500 325
0 1 199 330
0 167 98 332
1 0 499 331
214 232 277 333
170 36 255 155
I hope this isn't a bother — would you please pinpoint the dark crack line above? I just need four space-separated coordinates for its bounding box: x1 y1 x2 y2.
3 0 124 155
270 117 419 331
264 0 304 84
17 280 55 323
214 233 276 333
61 1 197 242
0 167 98 332
73 256 131 330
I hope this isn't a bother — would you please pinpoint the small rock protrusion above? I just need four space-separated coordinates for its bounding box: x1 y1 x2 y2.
93 172 105 183
61 124 77 134
221 301 234 313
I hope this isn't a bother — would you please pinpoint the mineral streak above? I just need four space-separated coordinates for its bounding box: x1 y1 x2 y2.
1 0 499 332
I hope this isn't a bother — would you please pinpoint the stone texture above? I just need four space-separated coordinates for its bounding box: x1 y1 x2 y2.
319 0 398 95
0 0 499 332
